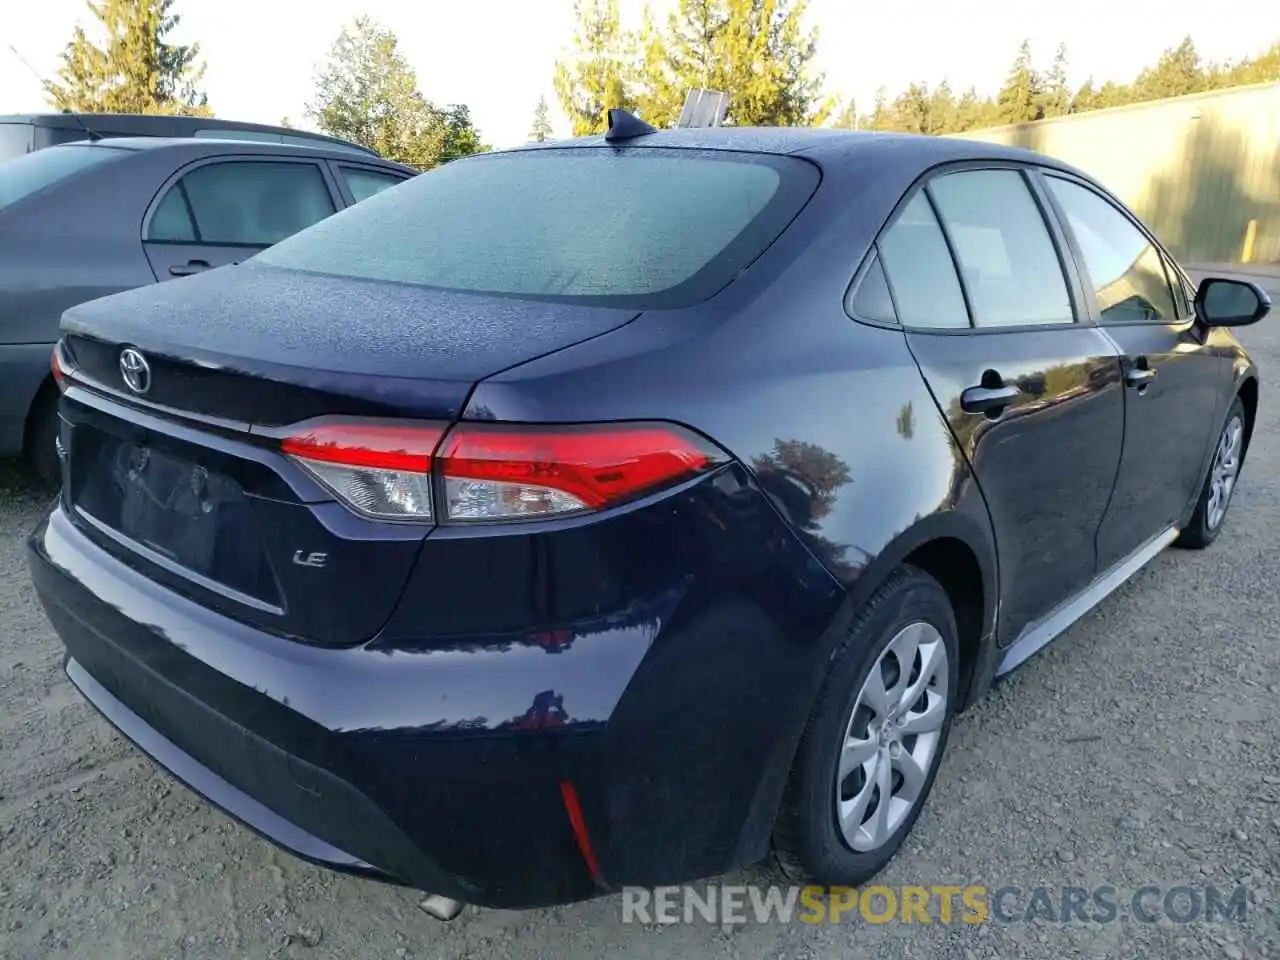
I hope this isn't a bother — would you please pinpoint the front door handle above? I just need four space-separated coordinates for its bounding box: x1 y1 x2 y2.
961 383 1021 415
169 259 211 277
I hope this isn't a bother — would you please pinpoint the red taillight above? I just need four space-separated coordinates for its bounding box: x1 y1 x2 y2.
281 421 445 472
279 418 725 524
437 422 724 522
51 344 70 392
281 419 446 521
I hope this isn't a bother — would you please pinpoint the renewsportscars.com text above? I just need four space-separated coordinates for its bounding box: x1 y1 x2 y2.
620 884 1250 926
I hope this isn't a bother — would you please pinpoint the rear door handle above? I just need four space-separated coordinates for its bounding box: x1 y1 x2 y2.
961 383 1020 415
1125 367 1157 387
169 259 211 277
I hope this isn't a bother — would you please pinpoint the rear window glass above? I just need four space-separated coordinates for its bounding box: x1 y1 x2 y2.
0 144 128 212
194 128 282 143
0 123 32 161
256 147 819 308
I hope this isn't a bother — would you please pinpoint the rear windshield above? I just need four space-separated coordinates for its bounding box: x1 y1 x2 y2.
256 147 819 308
0 123 32 161
0 144 129 212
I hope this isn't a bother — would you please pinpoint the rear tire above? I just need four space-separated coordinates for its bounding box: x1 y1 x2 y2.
772 566 959 888
25 387 61 489
1176 397 1245 550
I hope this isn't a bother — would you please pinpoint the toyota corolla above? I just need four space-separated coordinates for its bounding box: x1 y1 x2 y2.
28 112 1267 914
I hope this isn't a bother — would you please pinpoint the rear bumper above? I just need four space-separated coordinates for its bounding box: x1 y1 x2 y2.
29 474 844 908
64 658 385 878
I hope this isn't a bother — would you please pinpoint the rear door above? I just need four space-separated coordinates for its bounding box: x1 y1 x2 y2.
1040 173 1226 569
861 165 1126 643
142 156 340 281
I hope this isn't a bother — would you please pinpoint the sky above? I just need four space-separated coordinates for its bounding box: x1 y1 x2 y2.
3 0 1279 149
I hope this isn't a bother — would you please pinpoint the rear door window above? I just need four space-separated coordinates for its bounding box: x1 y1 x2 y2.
283 134 371 156
0 122 33 160
847 251 897 324
0 144 129 211
256 147 820 308
193 129 283 144
875 192 970 329
146 160 336 247
928 169 1074 328
339 166 409 203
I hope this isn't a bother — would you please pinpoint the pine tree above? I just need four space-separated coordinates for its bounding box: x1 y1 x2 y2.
954 87 995 131
528 95 554 141
1215 41 1280 86
46 0 209 115
1039 43 1072 118
1132 37 1207 100
996 40 1044 124
865 88 892 131
633 0 829 129
307 17 486 168
832 97 858 129
553 0 635 135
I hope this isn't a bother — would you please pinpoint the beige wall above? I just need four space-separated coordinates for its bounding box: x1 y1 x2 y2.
946 83 1280 264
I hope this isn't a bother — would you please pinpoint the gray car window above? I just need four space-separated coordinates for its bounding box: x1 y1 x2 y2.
148 187 197 242
193 129 283 144
848 250 897 324
877 192 970 329
341 167 406 203
169 161 336 247
929 170 1074 328
0 122 33 161
0 144 128 211
1046 176 1177 324
255 148 818 309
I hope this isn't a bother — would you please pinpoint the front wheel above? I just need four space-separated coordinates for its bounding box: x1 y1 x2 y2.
1177 397 1246 550
772 566 959 888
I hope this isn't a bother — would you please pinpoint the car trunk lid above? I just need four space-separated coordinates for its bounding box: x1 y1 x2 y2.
60 260 640 425
56 262 641 647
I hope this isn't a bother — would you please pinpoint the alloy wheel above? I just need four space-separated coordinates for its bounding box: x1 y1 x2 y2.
1206 414 1244 531
834 621 949 852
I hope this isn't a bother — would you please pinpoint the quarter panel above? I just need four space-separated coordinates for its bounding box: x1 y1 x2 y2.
466 301 994 641
0 149 170 346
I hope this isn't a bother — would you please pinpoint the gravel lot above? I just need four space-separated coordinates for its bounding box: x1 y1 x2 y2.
2 288 1278 959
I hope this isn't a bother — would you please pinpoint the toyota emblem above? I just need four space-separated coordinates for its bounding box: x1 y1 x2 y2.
119 347 151 395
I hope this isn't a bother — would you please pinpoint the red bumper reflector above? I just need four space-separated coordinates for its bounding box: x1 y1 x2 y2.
559 780 604 885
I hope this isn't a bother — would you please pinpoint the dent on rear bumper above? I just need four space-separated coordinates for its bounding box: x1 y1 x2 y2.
28 467 845 906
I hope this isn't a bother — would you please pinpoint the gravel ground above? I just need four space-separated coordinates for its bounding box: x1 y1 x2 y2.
2 310 1278 959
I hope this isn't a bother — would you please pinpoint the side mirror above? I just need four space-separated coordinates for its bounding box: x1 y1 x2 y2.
1195 277 1271 328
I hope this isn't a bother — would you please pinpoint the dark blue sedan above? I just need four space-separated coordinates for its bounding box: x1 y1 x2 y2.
27 112 1267 914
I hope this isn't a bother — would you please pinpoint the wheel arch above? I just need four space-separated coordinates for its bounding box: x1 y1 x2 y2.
22 373 58 452
1236 373 1258 466
842 510 999 713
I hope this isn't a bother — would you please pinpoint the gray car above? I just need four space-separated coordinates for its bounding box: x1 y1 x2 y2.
0 137 417 482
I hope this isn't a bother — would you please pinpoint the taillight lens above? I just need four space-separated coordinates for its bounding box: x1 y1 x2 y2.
279 418 726 524
438 422 725 522
51 343 70 391
282 420 445 521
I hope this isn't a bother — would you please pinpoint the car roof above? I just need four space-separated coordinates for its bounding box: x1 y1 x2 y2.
508 126 1088 179
46 136 417 173
0 113 379 156
2 112 342 136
